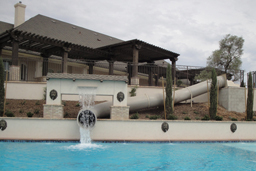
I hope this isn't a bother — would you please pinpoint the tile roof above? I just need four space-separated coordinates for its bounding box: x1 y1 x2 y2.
0 21 13 34
14 14 123 48
47 73 128 82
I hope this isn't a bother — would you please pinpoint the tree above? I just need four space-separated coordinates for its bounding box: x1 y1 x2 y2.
247 72 253 120
207 34 244 81
240 80 245 87
165 64 173 114
209 69 217 119
0 57 4 116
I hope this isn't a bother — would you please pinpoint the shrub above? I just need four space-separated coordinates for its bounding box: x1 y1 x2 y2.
247 72 253 120
149 115 158 120
75 103 80 107
21 101 26 105
209 69 217 119
201 115 210 121
0 57 4 117
43 87 47 100
231 118 237 121
145 115 149 118
64 112 69 118
194 111 199 114
35 101 40 105
34 109 39 114
167 114 177 120
129 86 137 97
62 101 66 106
177 80 183 87
130 113 139 119
165 64 173 114
182 111 187 114
27 112 33 117
6 102 9 105
5 110 15 117
215 115 223 121
19 109 24 113
184 116 191 120
195 117 200 120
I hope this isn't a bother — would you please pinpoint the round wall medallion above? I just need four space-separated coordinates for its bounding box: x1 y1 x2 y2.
0 120 7 131
117 92 125 102
230 123 237 133
77 110 96 128
161 122 169 132
49 89 58 100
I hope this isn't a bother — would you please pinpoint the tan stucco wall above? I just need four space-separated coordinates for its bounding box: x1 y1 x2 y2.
0 118 255 141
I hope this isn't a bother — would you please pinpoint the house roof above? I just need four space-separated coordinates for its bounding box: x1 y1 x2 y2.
14 14 123 48
0 21 13 34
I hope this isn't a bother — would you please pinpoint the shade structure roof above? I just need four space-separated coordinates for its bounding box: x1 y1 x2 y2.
98 39 179 63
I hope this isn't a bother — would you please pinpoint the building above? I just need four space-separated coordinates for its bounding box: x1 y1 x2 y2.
0 2 179 86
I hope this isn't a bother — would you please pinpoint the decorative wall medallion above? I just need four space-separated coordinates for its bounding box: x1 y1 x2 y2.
230 123 237 133
117 92 125 102
161 122 169 132
0 120 7 131
78 110 96 128
49 89 58 100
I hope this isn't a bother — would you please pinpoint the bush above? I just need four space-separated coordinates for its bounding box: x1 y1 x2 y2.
145 115 149 118
215 115 223 121
177 80 183 87
130 113 139 119
62 101 66 106
231 118 237 121
34 109 39 114
194 111 199 114
5 110 15 117
27 112 33 117
209 69 217 119
167 114 177 120
182 111 187 114
35 101 40 105
195 117 200 120
247 72 253 120
201 115 210 121
184 116 191 120
149 115 158 120
64 112 69 118
19 109 24 113
75 103 80 107
21 101 26 105
129 86 137 97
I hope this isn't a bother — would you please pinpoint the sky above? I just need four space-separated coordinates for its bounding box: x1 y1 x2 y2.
0 0 256 80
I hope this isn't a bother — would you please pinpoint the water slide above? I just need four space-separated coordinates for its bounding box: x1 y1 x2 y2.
77 75 227 127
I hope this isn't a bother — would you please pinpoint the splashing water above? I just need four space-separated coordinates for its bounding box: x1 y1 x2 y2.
78 87 97 144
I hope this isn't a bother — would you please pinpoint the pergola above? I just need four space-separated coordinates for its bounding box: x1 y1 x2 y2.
0 29 179 85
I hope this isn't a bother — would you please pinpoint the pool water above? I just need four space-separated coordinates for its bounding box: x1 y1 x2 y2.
0 141 256 170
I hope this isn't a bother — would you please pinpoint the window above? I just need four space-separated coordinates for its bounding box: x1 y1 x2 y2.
21 63 27 81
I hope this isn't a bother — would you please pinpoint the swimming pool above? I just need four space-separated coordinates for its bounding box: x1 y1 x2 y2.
0 141 256 170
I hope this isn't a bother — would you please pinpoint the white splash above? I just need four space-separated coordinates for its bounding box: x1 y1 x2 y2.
78 87 97 144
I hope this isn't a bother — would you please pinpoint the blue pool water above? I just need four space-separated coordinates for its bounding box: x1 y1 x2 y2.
1 141 256 171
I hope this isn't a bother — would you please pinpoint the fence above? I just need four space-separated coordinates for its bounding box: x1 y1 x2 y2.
2 57 244 87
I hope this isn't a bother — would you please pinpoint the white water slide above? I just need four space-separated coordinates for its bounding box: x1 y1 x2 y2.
90 75 227 118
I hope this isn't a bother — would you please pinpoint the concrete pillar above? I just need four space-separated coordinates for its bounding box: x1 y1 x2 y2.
131 45 140 85
62 47 70 73
108 60 114 75
88 61 94 74
148 62 154 86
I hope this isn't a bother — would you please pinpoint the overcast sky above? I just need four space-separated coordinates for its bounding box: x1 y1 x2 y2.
1 0 256 78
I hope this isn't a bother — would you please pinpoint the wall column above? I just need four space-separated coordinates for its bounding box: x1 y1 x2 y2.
131 44 141 85
108 60 114 75
62 47 71 74
10 40 20 81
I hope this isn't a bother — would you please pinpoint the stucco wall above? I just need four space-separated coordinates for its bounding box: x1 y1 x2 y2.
0 118 256 142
